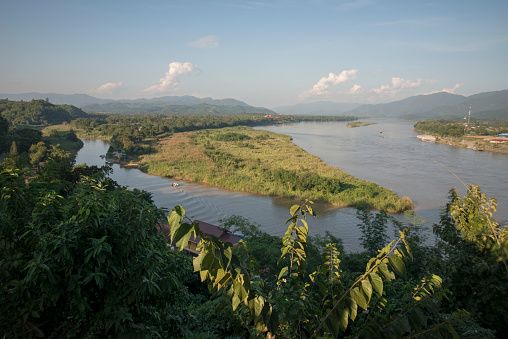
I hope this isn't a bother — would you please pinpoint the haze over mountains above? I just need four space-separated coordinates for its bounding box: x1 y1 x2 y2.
274 90 508 120
2 90 508 120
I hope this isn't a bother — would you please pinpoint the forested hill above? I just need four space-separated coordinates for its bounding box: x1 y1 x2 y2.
272 101 361 115
342 90 508 120
344 92 467 118
0 99 89 125
0 92 277 115
81 102 276 115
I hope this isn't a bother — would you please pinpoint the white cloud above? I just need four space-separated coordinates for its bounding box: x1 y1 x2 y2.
300 69 358 98
95 82 122 94
441 83 463 94
187 35 219 49
421 83 464 96
143 62 197 93
349 84 363 94
371 77 422 95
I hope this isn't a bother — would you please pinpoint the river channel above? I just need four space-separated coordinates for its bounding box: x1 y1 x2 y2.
75 119 507 252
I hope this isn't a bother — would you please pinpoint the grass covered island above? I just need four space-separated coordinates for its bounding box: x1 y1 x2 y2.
346 121 378 128
139 126 413 213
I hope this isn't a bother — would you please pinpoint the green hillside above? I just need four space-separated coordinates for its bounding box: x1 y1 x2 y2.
0 99 89 125
81 102 275 115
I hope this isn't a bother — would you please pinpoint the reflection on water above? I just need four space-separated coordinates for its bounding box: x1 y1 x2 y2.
75 120 508 252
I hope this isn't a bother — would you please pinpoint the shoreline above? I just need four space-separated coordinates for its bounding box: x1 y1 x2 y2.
137 127 414 213
417 134 508 154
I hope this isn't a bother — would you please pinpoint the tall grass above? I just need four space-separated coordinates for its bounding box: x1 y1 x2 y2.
140 126 413 213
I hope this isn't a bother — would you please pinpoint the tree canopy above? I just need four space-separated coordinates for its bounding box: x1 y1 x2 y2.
0 99 89 125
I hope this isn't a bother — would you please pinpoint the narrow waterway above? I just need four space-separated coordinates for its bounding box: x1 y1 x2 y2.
75 120 507 252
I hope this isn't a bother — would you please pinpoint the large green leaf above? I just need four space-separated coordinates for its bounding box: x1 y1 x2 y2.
360 279 373 304
368 272 383 296
173 222 196 251
351 287 368 310
378 262 395 280
290 204 300 216
388 254 406 279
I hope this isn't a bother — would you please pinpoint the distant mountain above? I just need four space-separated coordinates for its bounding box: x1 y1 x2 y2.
411 90 508 119
344 92 467 118
127 95 250 107
0 92 112 107
341 90 508 121
82 102 275 115
272 101 361 115
0 92 270 115
3 90 508 120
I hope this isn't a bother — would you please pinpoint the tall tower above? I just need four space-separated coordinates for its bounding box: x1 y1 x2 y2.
466 106 471 134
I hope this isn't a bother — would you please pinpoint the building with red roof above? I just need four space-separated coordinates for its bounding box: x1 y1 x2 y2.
160 220 244 256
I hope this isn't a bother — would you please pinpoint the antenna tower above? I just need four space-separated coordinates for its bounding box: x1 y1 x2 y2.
466 106 471 135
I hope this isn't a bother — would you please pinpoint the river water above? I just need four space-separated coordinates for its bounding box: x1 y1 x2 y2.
75 119 508 252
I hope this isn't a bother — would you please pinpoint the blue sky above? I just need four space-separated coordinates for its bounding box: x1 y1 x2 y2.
1 0 507 108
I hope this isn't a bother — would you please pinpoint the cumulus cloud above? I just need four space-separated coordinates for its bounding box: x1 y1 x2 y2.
95 82 122 94
421 83 464 96
188 35 219 49
371 77 422 95
441 83 463 94
300 69 358 98
143 62 197 93
349 84 363 94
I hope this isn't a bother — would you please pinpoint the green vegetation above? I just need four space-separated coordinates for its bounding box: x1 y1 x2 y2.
414 119 508 138
82 101 276 115
346 121 377 128
141 126 413 212
0 99 89 125
0 123 83 169
414 119 508 152
433 187 508 334
0 170 195 337
169 189 507 337
1 129 506 337
2 99 506 337
49 113 353 160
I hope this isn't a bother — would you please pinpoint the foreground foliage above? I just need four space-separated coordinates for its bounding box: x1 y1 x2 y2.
0 170 193 337
433 185 508 335
169 202 464 338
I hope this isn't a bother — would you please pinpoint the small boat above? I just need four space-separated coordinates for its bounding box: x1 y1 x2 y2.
172 182 179 187
379 131 382 134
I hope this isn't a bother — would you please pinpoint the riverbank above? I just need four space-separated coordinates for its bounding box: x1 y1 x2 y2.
417 134 508 154
138 126 413 213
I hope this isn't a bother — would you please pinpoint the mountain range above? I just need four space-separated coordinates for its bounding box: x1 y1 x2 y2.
274 90 508 120
272 101 361 115
0 93 274 115
2 90 508 120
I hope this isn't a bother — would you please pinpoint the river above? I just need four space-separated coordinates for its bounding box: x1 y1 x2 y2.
75 119 508 252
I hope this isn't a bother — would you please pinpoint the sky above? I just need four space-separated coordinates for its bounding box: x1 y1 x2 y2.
1 0 507 108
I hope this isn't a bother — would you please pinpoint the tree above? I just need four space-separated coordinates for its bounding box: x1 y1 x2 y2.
1 141 22 170
28 141 47 167
433 186 508 335
0 170 193 337
66 128 78 142
357 209 390 257
169 202 463 338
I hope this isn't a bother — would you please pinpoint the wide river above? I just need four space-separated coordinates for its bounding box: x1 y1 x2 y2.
75 119 507 252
